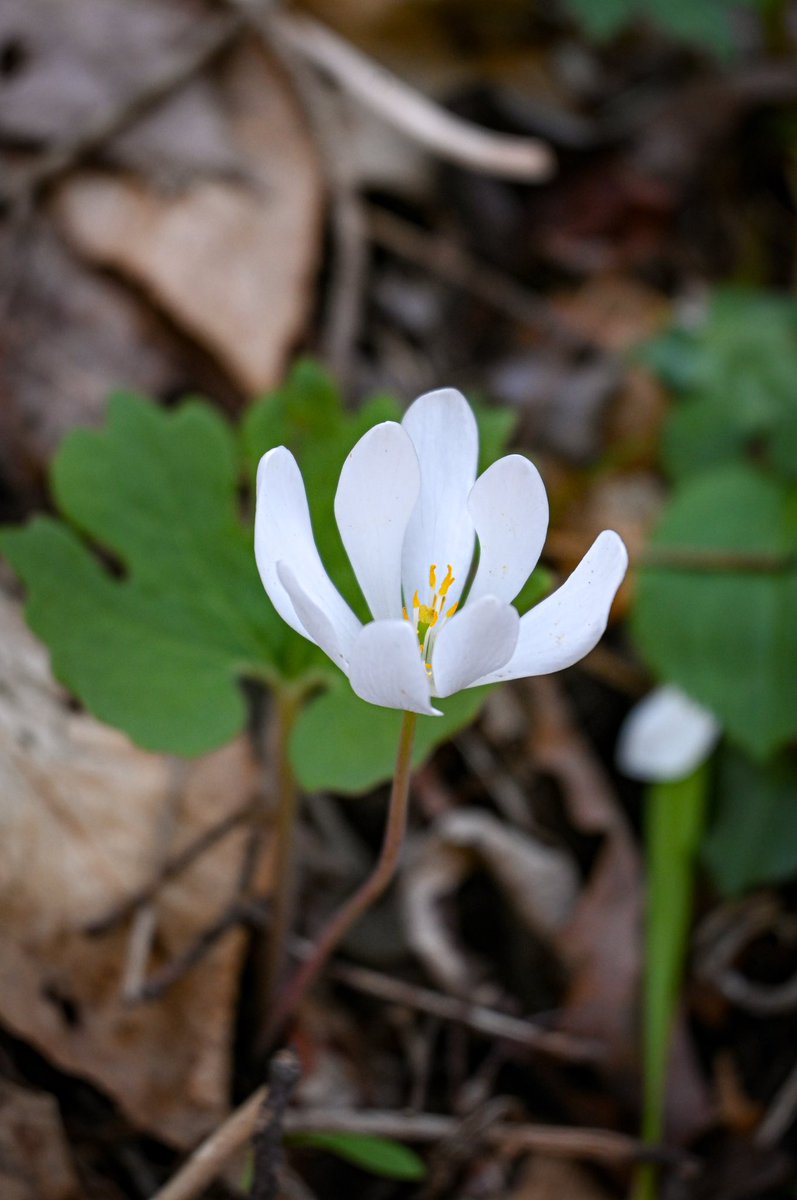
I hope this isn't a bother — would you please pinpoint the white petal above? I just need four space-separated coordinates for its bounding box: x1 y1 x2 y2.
431 597 519 697
617 686 721 782
471 530 628 685
466 455 549 607
348 620 441 715
334 422 420 620
255 448 360 657
401 388 478 610
277 562 352 673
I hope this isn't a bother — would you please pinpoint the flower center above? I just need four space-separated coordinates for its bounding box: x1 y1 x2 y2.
403 563 458 672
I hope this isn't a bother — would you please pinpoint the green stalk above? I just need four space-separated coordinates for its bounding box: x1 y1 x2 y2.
264 709 418 1047
634 763 710 1200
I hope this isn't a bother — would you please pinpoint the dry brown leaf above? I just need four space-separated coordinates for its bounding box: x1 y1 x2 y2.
0 222 179 471
552 472 666 619
0 0 241 183
0 1079 82 1200
0 588 261 1146
401 808 579 998
528 675 641 1076
53 40 323 395
509 1154 612 1200
553 274 671 461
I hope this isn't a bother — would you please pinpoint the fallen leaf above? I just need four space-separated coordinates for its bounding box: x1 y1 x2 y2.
0 222 179 470
509 1154 611 1200
0 587 260 1145
0 1079 82 1200
528 675 641 1067
53 40 323 395
401 808 579 998
0 0 244 182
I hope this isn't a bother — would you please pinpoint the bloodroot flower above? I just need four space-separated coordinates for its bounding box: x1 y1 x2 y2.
255 388 628 715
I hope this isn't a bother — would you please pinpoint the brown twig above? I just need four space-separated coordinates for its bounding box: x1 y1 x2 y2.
84 797 259 936
128 896 269 1003
152 1102 691 1200
368 207 591 350
252 1049 302 1200
640 546 796 573
282 1109 692 1169
756 1055 797 1148
150 1085 268 1200
290 939 603 1063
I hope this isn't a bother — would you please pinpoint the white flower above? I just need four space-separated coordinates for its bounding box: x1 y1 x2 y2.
616 685 721 782
255 388 628 715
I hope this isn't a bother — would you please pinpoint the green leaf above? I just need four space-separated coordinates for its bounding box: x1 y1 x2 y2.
633 463 797 759
563 0 757 55
703 747 797 895
471 399 518 475
640 289 797 483
0 396 284 756
288 1132 426 1181
291 681 491 794
563 0 640 40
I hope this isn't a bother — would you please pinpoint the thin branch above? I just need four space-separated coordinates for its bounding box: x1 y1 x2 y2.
151 1085 268 1200
639 546 796 573
291 939 603 1063
85 798 258 936
548 530 796 576
151 1102 691 1200
266 9 554 181
283 1109 693 1169
368 207 590 349
252 1050 302 1200
756 1054 797 1147
128 897 269 1003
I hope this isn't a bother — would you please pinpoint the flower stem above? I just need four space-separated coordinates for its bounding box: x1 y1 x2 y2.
263 709 418 1048
633 764 709 1200
260 685 302 1021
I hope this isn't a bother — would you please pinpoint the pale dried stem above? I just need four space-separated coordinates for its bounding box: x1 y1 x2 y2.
151 1103 690 1200
291 938 603 1062
266 9 554 181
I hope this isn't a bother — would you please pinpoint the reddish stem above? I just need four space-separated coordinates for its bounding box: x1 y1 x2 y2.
264 709 418 1047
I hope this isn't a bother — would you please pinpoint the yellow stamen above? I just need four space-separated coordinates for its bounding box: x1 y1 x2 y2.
439 564 455 597
402 606 409 621
419 605 437 627
446 601 459 618
429 563 437 590
413 590 420 609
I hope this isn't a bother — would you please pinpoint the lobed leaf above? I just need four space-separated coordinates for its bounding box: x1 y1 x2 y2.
633 463 797 759
291 683 491 795
704 747 797 894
